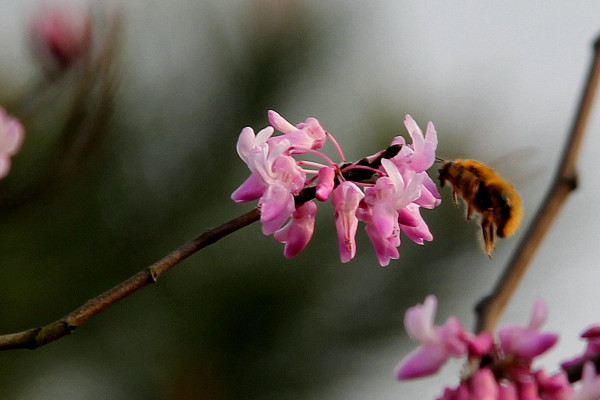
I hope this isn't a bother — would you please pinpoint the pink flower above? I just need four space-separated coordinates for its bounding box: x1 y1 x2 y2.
562 326 600 370
358 159 424 266
397 297 578 400
267 110 326 151
332 181 364 263
0 108 25 179
398 204 433 245
315 166 335 201
395 295 468 379
497 381 518 400
402 115 438 173
231 111 442 264
535 370 574 400
415 174 442 209
231 138 305 235
471 368 499 400
274 201 317 258
30 3 92 71
575 362 600 400
236 126 275 164
497 299 558 360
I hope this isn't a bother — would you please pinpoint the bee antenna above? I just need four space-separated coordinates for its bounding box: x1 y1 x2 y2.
435 157 446 164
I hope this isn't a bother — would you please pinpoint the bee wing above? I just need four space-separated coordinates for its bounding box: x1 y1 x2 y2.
488 146 544 187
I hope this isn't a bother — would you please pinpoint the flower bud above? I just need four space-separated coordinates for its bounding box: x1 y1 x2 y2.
30 3 92 71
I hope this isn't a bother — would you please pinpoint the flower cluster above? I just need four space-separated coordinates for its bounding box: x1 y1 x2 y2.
0 108 25 180
231 110 441 266
396 295 600 400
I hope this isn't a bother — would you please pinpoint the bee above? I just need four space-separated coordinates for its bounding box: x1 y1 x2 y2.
438 159 523 257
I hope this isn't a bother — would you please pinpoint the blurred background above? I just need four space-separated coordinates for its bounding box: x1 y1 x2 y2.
1 0 600 399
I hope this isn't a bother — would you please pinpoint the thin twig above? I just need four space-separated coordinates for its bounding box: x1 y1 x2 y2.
475 36 600 334
0 208 260 350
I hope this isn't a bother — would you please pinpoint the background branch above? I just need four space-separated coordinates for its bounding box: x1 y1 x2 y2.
475 36 600 334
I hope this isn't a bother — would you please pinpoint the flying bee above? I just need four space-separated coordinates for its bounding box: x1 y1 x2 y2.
437 158 523 257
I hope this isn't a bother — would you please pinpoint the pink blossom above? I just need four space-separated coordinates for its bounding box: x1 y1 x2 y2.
231 111 441 264
466 331 494 357
395 295 468 379
0 108 25 179
236 126 275 164
396 297 581 400
535 370 574 400
315 166 335 201
562 326 600 370
498 381 518 400
363 221 400 267
402 115 438 173
415 174 442 209
259 181 297 235
471 368 499 400
575 362 600 400
274 201 317 258
358 159 424 266
332 181 364 263
30 3 92 71
497 299 558 360
398 204 433 245
267 110 326 151
231 138 305 235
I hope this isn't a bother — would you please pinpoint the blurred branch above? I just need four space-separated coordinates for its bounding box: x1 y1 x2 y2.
0 207 260 350
475 36 600 333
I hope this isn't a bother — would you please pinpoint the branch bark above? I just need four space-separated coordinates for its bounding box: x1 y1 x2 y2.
0 207 260 350
475 36 600 334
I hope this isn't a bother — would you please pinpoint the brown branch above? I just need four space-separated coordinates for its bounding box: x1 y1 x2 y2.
0 207 260 350
475 36 600 333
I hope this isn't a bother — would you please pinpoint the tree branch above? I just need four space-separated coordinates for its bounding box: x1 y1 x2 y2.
0 207 260 350
475 36 600 333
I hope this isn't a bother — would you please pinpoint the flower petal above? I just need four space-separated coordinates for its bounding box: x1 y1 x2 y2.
395 343 448 379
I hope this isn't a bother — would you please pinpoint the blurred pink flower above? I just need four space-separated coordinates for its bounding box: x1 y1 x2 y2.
395 296 588 400
471 368 499 400
576 362 600 400
0 108 25 179
562 326 600 370
395 295 468 379
30 3 92 71
497 298 558 360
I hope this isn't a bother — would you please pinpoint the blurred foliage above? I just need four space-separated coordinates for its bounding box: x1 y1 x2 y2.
0 2 487 400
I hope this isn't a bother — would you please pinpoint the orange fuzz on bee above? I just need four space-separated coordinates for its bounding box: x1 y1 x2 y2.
438 159 523 257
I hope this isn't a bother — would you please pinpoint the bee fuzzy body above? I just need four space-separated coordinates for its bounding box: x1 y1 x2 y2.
438 159 523 257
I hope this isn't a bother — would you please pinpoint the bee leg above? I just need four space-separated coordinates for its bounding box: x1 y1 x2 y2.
466 204 475 221
480 213 495 258
487 224 495 258
452 190 459 207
